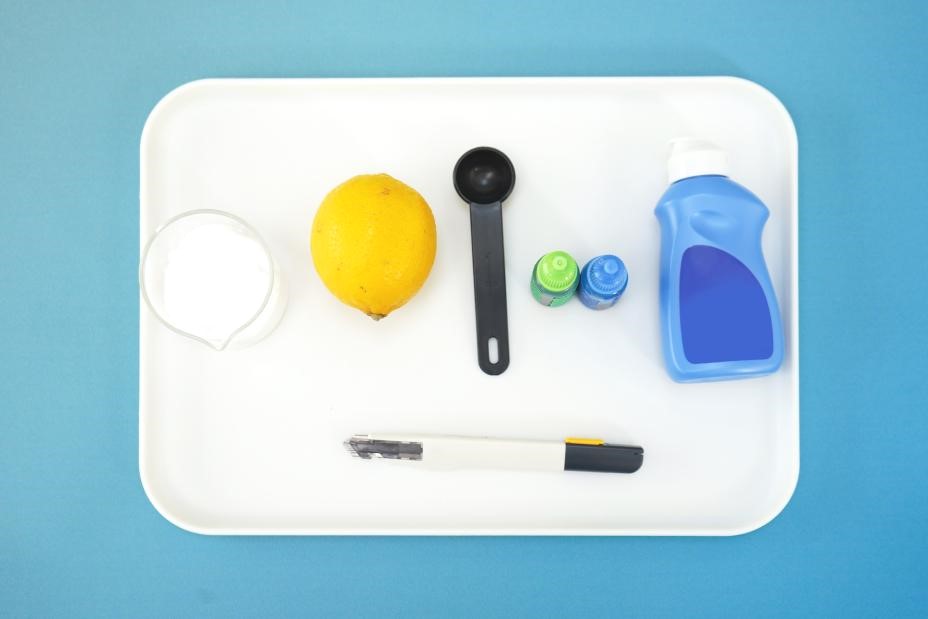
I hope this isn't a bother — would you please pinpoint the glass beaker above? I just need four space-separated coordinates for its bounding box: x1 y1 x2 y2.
140 209 286 351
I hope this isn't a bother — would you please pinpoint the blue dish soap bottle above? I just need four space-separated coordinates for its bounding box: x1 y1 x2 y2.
654 139 784 382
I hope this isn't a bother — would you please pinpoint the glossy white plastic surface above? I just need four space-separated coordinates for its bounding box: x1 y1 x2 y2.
139 77 799 535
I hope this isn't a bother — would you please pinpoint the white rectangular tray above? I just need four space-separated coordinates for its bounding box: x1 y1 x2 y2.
140 77 798 535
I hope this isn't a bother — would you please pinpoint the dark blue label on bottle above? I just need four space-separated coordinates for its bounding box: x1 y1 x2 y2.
679 245 773 364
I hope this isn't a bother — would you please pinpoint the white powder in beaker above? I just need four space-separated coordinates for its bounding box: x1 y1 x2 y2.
161 223 272 346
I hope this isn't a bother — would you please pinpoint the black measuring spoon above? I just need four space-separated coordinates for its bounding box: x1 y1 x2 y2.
453 146 515 375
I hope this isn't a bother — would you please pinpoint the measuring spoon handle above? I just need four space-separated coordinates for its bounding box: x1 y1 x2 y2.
469 201 510 375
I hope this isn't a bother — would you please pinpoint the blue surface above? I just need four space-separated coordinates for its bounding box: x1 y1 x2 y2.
1 0 926 616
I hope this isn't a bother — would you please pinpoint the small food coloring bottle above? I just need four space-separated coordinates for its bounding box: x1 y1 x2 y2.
530 251 579 307
578 255 628 310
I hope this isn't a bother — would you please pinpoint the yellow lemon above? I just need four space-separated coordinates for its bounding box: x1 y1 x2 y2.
311 174 437 319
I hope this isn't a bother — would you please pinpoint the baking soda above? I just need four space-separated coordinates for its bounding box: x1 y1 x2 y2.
161 223 272 346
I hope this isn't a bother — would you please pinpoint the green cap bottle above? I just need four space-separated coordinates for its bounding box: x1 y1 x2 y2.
530 250 579 307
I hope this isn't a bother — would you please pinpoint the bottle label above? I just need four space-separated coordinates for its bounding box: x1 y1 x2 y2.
577 287 619 310
679 245 773 363
531 277 573 307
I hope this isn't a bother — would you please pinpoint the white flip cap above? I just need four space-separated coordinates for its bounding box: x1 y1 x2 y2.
667 138 729 183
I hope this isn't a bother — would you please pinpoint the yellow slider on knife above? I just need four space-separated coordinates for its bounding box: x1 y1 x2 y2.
565 437 605 446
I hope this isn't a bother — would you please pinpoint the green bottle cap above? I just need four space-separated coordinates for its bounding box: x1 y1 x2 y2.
535 251 579 293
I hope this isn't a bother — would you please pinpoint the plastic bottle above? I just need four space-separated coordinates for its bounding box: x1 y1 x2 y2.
654 139 784 382
578 255 628 310
530 251 579 307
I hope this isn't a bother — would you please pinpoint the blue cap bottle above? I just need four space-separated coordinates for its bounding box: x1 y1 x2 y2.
578 255 628 310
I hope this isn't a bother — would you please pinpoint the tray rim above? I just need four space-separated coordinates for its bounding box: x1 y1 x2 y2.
139 75 799 536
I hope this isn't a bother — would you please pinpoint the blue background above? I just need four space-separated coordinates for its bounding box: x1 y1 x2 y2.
2 0 926 616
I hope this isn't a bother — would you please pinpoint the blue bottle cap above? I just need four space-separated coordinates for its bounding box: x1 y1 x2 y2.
581 255 628 298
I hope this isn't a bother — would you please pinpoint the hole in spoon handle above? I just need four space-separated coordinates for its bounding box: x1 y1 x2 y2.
487 337 500 365
469 201 510 375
